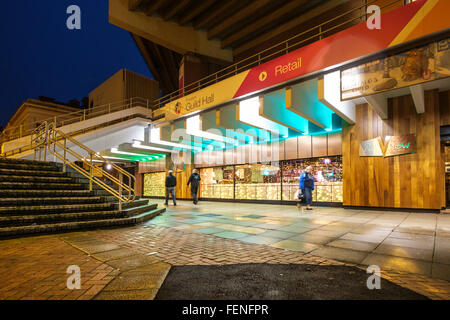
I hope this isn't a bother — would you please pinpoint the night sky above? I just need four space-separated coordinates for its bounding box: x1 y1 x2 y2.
0 0 152 128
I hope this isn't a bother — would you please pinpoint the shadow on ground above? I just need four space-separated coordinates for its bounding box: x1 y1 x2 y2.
155 264 428 300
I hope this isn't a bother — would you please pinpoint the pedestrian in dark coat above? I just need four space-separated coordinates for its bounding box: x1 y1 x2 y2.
187 169 201 205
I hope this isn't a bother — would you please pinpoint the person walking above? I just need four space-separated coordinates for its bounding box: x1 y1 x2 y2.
187 169 201 205
299 166 315 210
165 170 177 206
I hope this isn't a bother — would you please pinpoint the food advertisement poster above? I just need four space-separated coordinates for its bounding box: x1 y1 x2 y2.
341 38 450 100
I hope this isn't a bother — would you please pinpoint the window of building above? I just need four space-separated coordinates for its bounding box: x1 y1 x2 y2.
234 164 281 201
282 156 343 202
199 166 234 199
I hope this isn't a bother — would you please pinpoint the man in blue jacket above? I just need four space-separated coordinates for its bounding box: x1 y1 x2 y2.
299 166 314 210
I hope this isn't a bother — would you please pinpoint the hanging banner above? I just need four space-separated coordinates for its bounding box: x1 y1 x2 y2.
341 38 450 100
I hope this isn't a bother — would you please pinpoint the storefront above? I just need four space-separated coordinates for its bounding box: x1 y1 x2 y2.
143 171 165 198
198 156 342 204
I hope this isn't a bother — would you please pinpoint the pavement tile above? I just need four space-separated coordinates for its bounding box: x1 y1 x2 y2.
193 227 226 234
361 253 432 277
107 255 160 272
270 240 319 253
94 289 158 300
239 236 281 245
213 231 251 239
289 234 335 245
311 246 369 264
382 237 435 251
326 239 378 252
258 230 298 239
374 244 433 262
91 248 138 262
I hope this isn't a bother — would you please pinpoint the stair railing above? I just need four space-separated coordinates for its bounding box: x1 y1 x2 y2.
33 121 135 210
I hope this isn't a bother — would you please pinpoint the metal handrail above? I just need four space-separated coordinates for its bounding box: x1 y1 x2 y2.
151 0 404 111
0 97 150 143
33 121 136 210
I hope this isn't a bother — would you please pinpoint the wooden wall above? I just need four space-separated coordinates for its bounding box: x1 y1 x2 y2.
342 89 444 210
440 90 450 126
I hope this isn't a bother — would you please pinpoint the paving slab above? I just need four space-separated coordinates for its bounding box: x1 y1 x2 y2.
270 240 319 253
213 231 250 239
239 235 281 245
431 263 450 281
326 239 379 252
361 253 432 277
289 234 335 245
311 246 369 264
374 244 433 262
258 230 298 239
107 255 160 272
92 248 138 262
101 273 160 291
94 289 158 300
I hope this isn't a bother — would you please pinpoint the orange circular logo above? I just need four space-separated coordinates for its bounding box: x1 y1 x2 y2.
259 71 267 82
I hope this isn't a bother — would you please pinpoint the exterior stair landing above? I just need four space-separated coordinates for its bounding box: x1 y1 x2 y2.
0 158 164 238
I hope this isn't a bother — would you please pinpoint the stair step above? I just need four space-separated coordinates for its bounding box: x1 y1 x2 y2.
120 198 150 210
0 189 94 197
0 175 74 183
0 168 67 177
0 203 114 215
0 162 59 171
0 196 104 207
0 158 58 165
122 203 158 217
0 208 165 238
0 182 86 190
0 210 124 227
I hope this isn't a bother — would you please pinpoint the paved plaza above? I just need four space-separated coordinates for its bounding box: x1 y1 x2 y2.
0 201 449 300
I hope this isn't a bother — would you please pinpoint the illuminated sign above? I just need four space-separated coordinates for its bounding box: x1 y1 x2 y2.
359 134 416 157
341 38 450 100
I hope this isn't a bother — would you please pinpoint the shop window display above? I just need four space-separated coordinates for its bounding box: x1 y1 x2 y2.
199 166 234 199
235 164 281 200
282 156 343 202
143 172 166 197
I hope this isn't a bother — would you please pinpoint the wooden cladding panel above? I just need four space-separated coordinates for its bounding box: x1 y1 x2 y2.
342 90 443 210
312 135 327 157
297 135 312 158
440 91 450 126
327 132 342 156
278 140 285 161
285 137 298 160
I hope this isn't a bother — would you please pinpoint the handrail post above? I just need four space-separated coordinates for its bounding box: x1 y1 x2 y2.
19 125 23 138
63 138 67 173
119 172 123 211
43 123 48 162
89 153 93 191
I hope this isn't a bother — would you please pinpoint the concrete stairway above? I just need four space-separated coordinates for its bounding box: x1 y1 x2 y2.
0 158 165 238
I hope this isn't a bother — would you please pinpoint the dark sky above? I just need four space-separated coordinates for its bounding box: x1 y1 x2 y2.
0 0 152 128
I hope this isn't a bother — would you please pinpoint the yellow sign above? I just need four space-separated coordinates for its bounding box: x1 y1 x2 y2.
164 71 250 121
